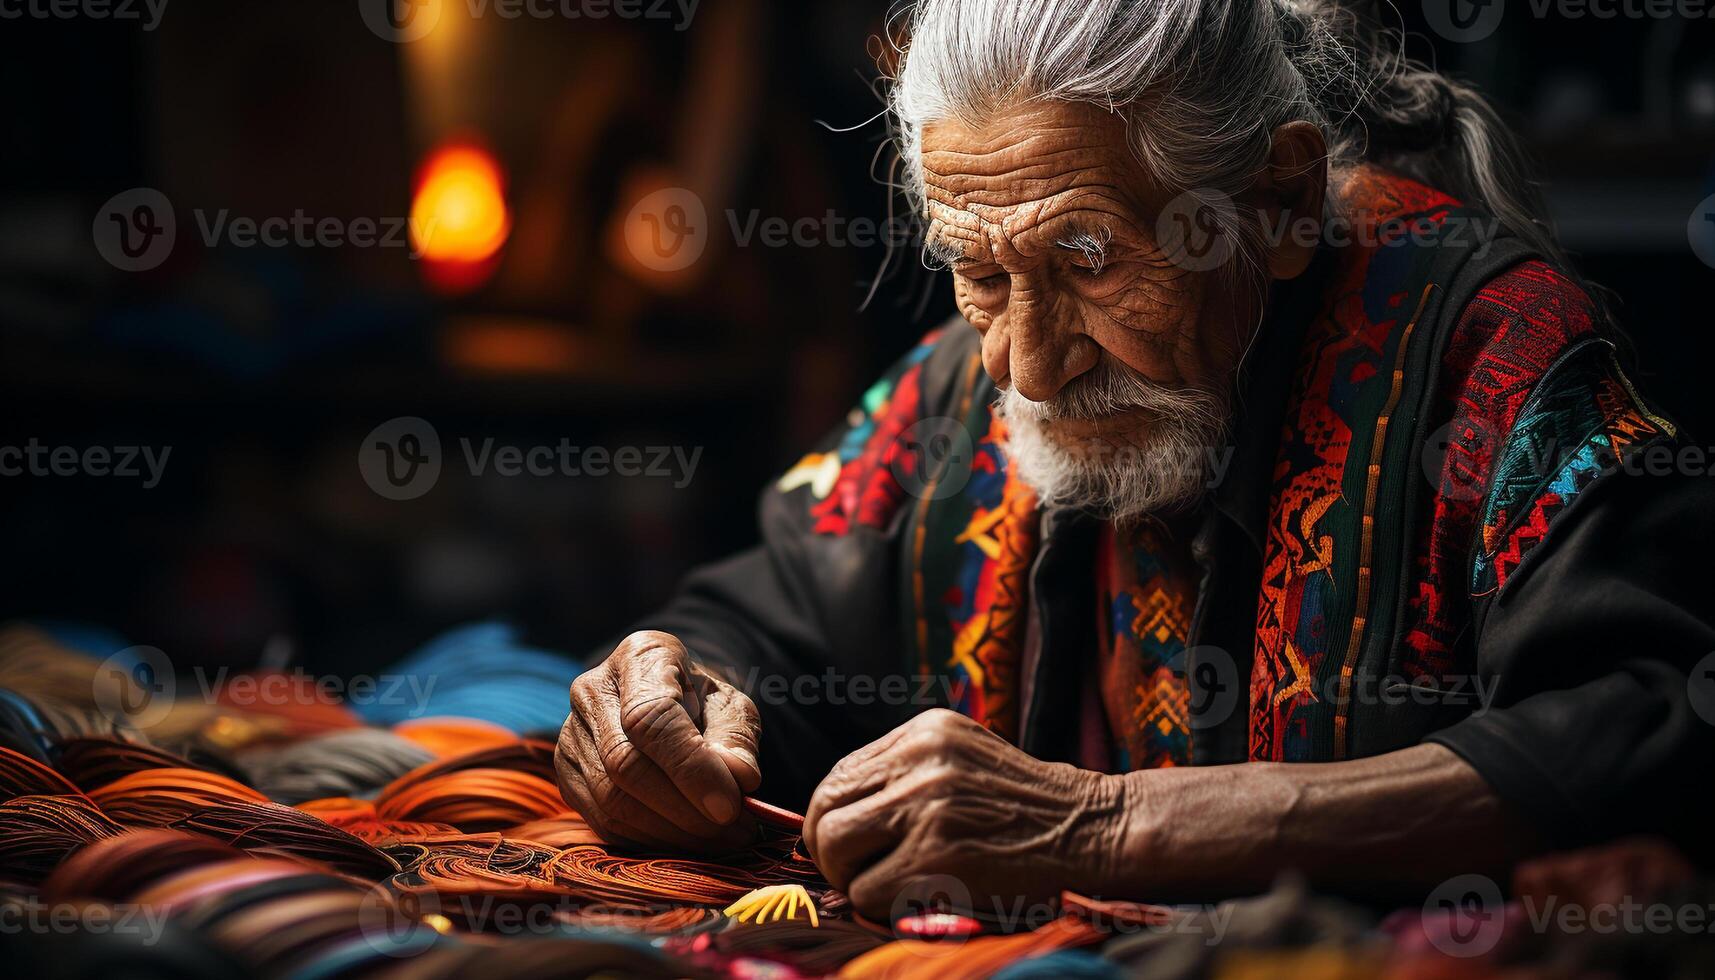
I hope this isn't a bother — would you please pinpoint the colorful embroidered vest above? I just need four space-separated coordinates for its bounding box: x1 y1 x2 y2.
906 169 1566 765
786 167 1670 768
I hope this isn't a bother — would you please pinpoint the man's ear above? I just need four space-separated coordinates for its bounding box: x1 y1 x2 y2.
1251 121 1328 281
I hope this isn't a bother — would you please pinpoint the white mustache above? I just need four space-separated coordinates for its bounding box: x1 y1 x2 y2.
995 362 1226 433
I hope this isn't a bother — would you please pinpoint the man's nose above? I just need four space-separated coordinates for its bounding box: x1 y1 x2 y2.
998 284 1095 403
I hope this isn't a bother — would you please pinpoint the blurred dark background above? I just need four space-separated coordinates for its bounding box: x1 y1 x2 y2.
1 0 1712 676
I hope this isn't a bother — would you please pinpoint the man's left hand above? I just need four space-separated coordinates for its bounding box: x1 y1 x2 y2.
802 709 1128 919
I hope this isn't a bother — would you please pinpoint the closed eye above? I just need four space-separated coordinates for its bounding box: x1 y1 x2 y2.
955 264 1007 287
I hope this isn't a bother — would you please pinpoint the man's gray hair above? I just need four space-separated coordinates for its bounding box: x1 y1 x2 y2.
887 0 1563 275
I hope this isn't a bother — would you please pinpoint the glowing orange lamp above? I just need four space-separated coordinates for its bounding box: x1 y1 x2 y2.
410 141 511 294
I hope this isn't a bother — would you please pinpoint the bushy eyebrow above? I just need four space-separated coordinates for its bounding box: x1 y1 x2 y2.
921 234 969 271
1054 221 1113 273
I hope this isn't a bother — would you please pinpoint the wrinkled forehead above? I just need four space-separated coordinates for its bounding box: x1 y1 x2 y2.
917 101 1167 258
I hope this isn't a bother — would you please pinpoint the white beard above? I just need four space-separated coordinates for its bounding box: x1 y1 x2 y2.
996 362 1230 522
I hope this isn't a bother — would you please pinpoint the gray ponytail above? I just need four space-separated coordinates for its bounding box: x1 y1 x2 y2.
1274 1 1566 267
888 0 1568 274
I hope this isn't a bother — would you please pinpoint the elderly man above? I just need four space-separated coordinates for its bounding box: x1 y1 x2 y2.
554 0 1714 916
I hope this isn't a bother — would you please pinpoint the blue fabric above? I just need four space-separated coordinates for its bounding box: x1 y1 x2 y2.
358 622 585 733
31 621 130 660
991 950 1122 979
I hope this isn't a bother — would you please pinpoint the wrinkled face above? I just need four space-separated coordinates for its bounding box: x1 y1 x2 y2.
921 101 1261 518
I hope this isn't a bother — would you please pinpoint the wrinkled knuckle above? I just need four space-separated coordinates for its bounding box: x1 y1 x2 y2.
569 672 600 702
622 630 682 659
816 810 857 853
922 763 962 796
922 708 965 731
920 795 959 830
554 715 581 750
820 757 851 788
618 693 679 743
898 728 943 760
732 692 762 728
597 737 646 787
584 769 624 811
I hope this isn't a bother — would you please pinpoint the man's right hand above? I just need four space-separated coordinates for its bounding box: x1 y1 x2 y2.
553 630 763 852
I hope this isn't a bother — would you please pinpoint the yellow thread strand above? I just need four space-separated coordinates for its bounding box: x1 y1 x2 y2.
722 884 818 927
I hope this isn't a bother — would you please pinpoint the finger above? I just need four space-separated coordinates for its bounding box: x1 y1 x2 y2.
804 729 914 860
699 679 762 792
565 693 747 854
848 857 943 923
571 678 715 834
807 775 921 889
615 652 744 825
560 702 704 850
556 724 664 849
